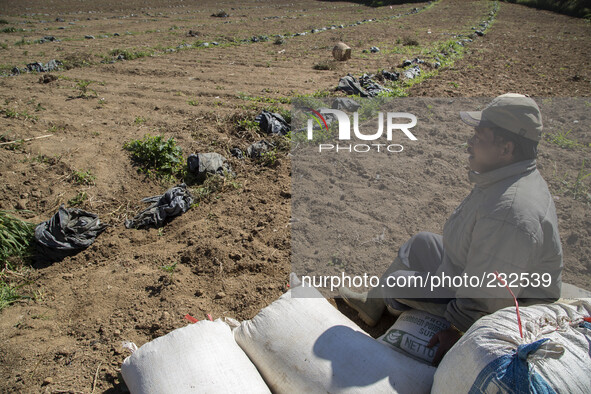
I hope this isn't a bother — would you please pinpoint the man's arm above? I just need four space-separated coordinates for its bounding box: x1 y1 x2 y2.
443 215 538 331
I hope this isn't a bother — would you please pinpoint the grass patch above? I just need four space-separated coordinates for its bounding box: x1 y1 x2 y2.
1 107 38 121
401 36 420 46
558 159 591 203
61 53 95 69
0 210 35 271
545 129 583 150
1 27 25 33
71 169 95 185
191 172 241 202
313 62 337 71
74 80 97 98
256 149 279 167
0 280 28 311
108 48 153 61
123 134 184 179
68 191 88 206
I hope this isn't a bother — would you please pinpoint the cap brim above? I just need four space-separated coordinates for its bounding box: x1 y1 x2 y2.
460 111 482 127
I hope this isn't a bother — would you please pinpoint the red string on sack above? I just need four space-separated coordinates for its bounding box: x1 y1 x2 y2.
184 314 199 323
494 271 523 339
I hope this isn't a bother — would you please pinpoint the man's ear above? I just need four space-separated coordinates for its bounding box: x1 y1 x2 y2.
501 140 515 159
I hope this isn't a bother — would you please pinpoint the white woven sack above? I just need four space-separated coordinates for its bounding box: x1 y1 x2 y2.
432 299 591 394
378 310 450 364
121 319 270 394
234 283 436 393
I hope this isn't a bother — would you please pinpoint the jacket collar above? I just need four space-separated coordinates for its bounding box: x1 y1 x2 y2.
469 159 537 188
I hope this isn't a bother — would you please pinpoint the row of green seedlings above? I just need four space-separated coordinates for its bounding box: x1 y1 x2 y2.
122 118 290 200
311 1 499 98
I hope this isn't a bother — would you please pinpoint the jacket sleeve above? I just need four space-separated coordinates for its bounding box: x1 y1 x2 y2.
443 216 537 332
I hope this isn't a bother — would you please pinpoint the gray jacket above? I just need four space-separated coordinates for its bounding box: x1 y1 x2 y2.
439 159 563 331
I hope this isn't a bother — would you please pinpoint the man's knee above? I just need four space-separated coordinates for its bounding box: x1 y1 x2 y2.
403 232 444 273
410 231 443 250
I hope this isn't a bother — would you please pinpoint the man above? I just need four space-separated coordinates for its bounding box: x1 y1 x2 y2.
339 93 563 364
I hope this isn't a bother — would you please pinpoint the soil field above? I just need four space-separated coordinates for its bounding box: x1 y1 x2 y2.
0 0 589 392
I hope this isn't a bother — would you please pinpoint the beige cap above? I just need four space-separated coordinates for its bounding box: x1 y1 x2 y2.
460 93 543 141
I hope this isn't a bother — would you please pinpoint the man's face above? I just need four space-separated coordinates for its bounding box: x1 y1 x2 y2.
467 127 511 173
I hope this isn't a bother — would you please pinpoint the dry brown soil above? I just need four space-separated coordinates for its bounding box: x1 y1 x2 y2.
0 0 589 392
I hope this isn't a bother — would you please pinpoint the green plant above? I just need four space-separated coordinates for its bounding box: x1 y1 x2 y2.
68 191 87 206
2 108 18 118
559 159 591 202
71 169 95 185
14 37 29 46
257 149 278 167
123 134 184 178
161 261 178 282
237 119 259 132
0 280 28 311
1 107 37 121
0 133 24 151
402 36 419 46
327 255 347 269
108 48 152 61
545 129 582 150
47 125 63 133
188 99 198 106
75 80 97 98
134 116 147 125
0 210 35 270
192 172 239 202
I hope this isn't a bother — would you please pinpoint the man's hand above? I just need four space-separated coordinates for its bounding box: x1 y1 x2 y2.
427 327 463 366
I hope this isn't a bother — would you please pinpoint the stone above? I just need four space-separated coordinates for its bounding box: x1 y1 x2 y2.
215 291 226 299
332 42 351 61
